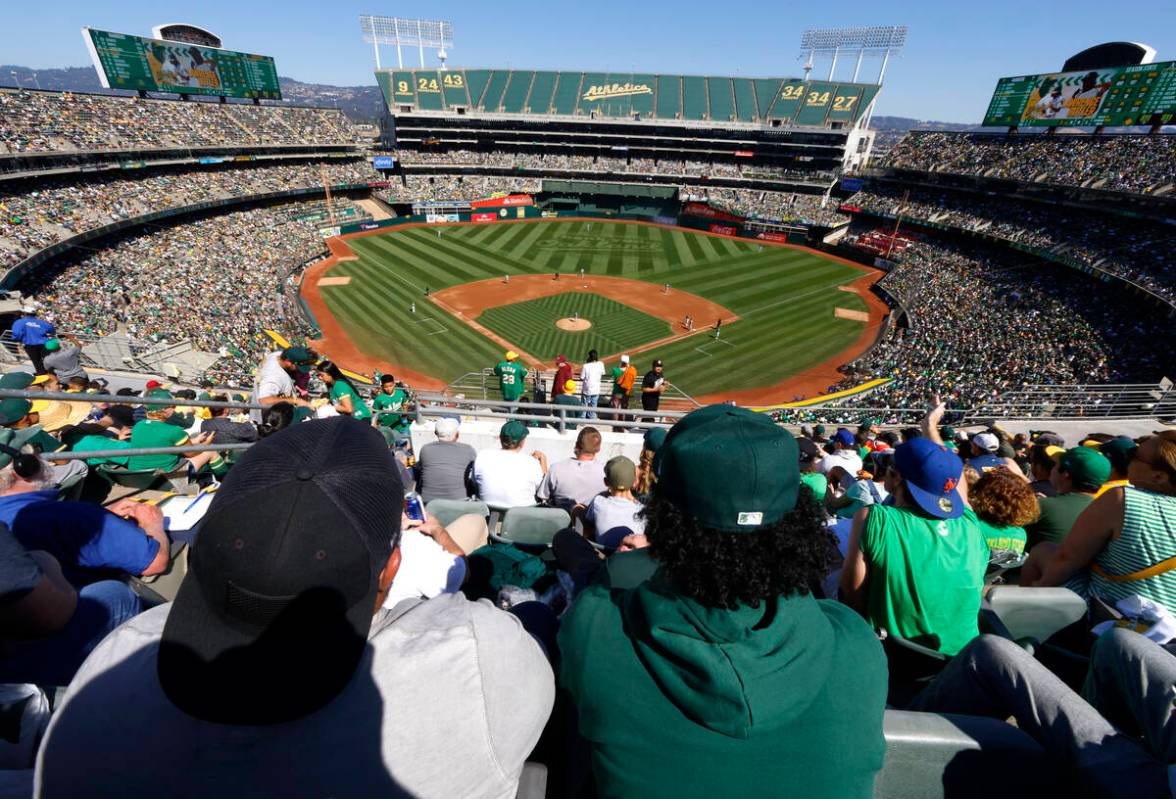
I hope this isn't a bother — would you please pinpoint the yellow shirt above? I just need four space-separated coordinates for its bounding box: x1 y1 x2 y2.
1094 479 1130 498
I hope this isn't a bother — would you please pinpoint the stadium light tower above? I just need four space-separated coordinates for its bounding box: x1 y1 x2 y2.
799 26 907 84
360 15 454 70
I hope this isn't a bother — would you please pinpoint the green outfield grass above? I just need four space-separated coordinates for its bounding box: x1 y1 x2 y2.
318 220 869 398
478 294 670 361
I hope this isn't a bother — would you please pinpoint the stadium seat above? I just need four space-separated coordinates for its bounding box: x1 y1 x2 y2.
881 630 951 708
984 587 1087 645
876 709 1052 799
95 464 174 493
492 507 570 549
426 498 490 528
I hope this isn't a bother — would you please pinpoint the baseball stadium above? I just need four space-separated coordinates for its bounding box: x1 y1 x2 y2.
1 10 1176 798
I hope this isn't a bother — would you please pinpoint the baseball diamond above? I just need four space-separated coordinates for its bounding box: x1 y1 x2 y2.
304 218 887 403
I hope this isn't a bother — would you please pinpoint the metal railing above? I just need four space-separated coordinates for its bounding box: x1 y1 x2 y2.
414 393 689 434
445 369 701 415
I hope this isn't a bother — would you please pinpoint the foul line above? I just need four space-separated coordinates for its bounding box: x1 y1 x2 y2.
412 317 449 336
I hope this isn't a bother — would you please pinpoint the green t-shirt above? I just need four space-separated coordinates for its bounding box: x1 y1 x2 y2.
1026 492 1094 549
800 471 828 501
329 381 371 421
553 394 581 430
860 504 989 655
71 434 131 467
372 389 409 430
128 419 188 471
559 573 887 799
978 519 1026 557
493 360 528 402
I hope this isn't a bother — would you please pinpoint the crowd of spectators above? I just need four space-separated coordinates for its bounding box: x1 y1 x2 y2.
684 186 847 225
394 147 826 182
0 159 376 269
0 88 359 154
847 183 1176 303
21 199 355 386
831 232 1170 415
3 369 1175 796
883 131 1176 195
375 174 543 205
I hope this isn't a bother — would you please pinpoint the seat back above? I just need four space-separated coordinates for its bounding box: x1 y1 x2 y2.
496 506 570 547
426 498 490 528
97 464 173 492
877 709 1053 799
985 586 1087 643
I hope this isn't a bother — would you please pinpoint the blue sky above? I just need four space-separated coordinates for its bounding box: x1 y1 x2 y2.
4 0 1175 123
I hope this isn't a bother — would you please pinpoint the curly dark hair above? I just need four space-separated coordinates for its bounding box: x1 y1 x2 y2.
642 485 839 609
971 469 1041 528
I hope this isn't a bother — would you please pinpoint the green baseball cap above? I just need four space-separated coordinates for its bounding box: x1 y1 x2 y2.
1097 437 1137 475
281 346 315 372
43 338 61 352
147 388 175 400
0 426 40 468
1058 446 1112 491
655 405 799 532
0 397 48 424
643 427 667 453
500 419 529 445
604 456 636 490
0 372 35 390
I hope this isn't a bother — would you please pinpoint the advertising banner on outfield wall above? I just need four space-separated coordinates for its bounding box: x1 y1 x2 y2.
470 194 533 209
682 202 745 224
755 232 790 243
472 212 498 223
426 213 460 224
708 224 737 236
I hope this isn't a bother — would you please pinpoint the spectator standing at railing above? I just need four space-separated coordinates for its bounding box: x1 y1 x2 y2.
41 334 87 384
250 347 316 424
10 305 55 373
580 349 604 419
492 351 528 415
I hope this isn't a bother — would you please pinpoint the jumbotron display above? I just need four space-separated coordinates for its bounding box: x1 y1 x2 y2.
983 60 1176 127
82 27 282 99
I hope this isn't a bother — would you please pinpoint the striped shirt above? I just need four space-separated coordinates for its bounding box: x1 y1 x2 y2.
1088 486 1176 613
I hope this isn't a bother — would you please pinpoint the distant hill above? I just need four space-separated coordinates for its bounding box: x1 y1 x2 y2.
0 65 386 123
869 116 984 133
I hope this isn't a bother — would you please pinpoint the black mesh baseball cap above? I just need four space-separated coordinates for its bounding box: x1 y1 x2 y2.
158 417 404 725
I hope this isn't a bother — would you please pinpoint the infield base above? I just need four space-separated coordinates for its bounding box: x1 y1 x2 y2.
555 317 592 331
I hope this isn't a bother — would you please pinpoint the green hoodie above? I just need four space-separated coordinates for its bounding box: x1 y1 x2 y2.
559 568 887 798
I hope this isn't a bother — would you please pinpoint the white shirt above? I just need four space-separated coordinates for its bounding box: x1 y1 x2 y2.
473 448 544 508
586 494 645 546
817 449 863 489
580 361 605 395
383 529 466 609
251 352 295 423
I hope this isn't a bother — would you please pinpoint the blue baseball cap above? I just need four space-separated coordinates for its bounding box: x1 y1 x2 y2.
833 428 855 447
894 438 965 520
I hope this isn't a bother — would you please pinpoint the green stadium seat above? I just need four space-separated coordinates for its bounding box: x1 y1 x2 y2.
753 78 783 119
426 498 490 528
578 72 609 116
481 70 511 111
984 587 1087 644
413 70 444 111
441 69 471 108
707 77 735 122
492 506 570 548
630 74 656 118
96 463 175 493
464 69 493 107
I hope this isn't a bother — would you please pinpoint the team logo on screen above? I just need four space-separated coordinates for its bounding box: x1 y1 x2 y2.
582 82 653 101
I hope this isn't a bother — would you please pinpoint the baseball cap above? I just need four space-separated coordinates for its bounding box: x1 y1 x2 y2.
1097 437 1137 474
145 380 164 390
0 398 48 424
0 372 34 390
158 417 404 725
20 305 36 314
1057 446 1112 491
834 480 876 520
103 405 136 430
655 405 799 532
894 438 965 520
556 354 568 365
643 426 667 453
940 426 956 441
43 338 61 352
0 427 40 468
814 424 826 436
501 419 529 445
973 432 1000 452
620 354 630 364
29 374 51 386
605 456 636 490
147 388 174 400
651 359 663 368
505 350 519 361
280 347 314 372
434 417 459 439
833 428 855 447
1032 431 1065 447
797 437 821 466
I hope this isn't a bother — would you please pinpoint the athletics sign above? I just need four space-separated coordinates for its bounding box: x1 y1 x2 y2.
582 82 653 102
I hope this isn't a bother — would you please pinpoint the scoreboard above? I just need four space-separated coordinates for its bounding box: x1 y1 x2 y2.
983 61 1176 128
82 27 281 100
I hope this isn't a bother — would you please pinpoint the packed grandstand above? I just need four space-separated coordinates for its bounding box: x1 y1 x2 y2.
0 20 1175 799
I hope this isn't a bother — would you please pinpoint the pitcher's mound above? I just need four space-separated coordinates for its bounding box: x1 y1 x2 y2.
556 317 592 331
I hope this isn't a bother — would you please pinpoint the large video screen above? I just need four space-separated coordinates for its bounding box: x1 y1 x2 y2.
983 61 1176 128
82 27 281 100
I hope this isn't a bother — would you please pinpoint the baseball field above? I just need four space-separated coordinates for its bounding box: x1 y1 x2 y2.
303 219 887 404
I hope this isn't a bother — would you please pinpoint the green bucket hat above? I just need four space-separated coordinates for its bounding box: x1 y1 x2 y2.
1058 446 1112 491
655 405 798 532
500 419 529 445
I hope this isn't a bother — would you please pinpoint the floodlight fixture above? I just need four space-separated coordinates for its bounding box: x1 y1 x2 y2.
360 15 454 69
799 25 907 83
